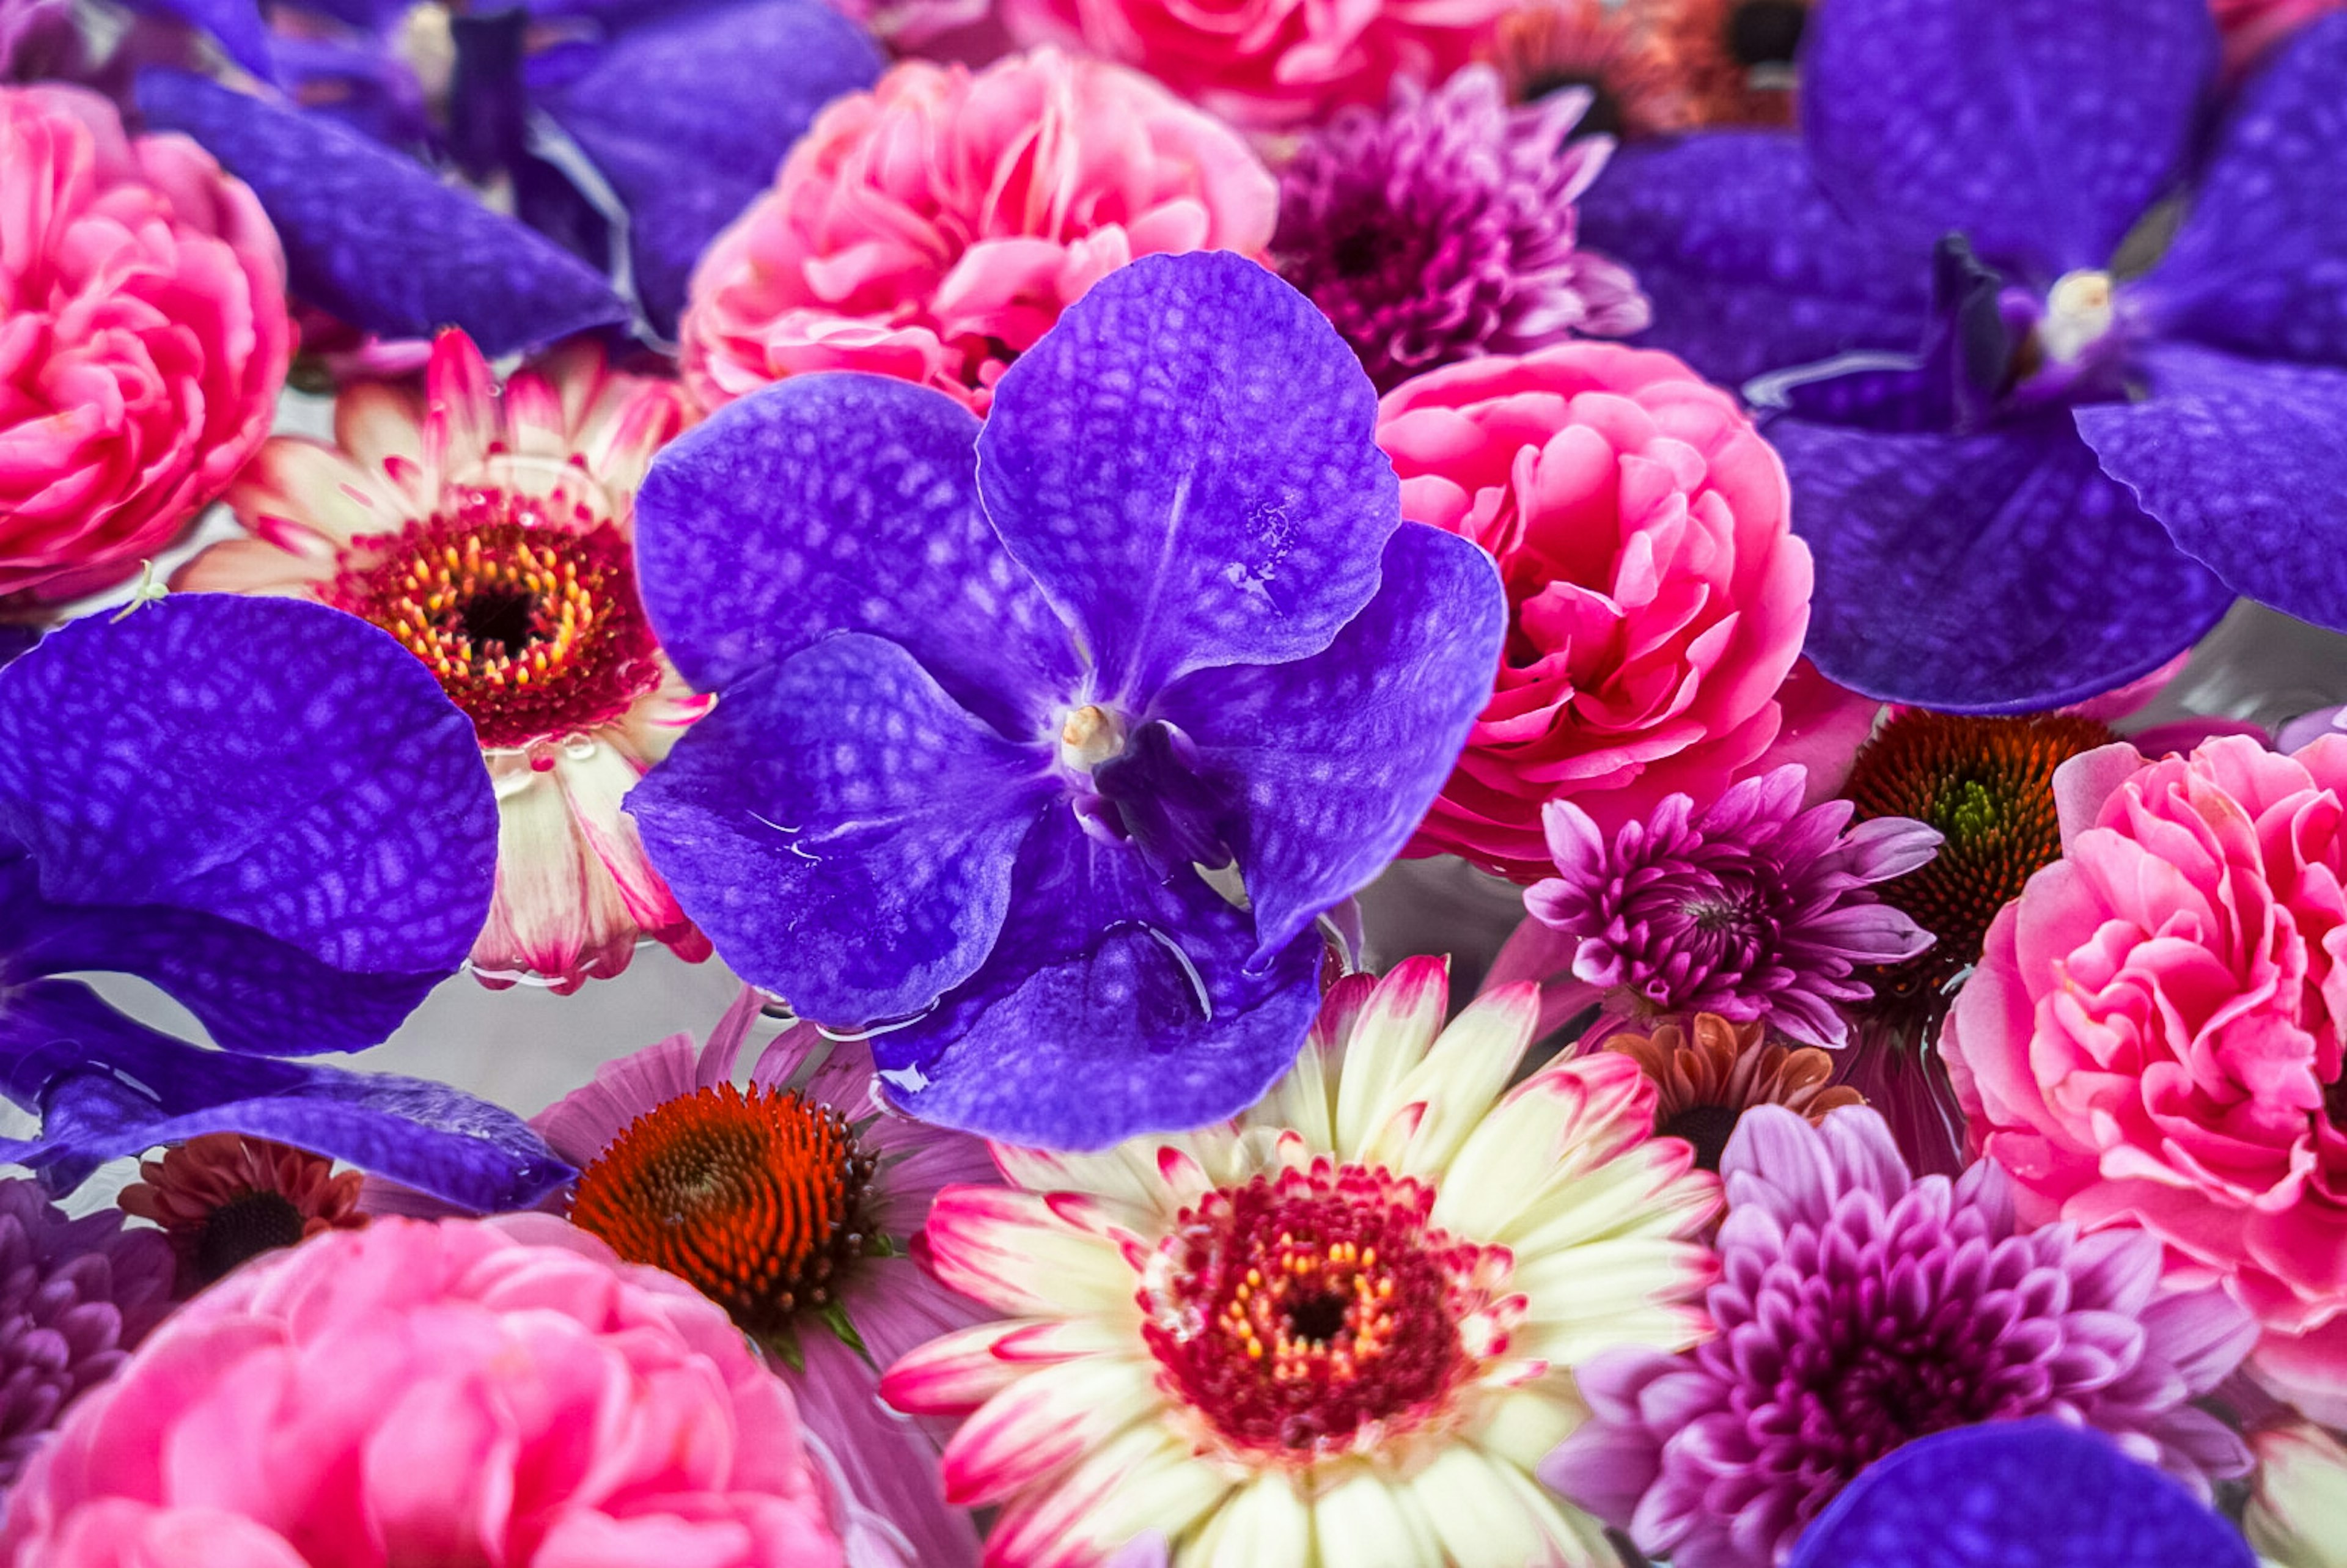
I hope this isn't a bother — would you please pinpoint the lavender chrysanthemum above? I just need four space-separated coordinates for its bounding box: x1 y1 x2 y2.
0 1179 173 1486
1524 764 1940 1047
1540 1107 2259 1568
1271 64 1648 392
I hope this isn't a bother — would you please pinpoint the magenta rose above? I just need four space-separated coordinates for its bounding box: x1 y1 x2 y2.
1 84 290 605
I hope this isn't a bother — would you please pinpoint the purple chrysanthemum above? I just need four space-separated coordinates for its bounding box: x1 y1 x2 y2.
1271 64 1648 392
1522 764 1940 1047
1540 1106 2259 1568
0 1179 174 1486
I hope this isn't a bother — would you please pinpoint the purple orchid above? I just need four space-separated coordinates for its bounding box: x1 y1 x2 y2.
1579 0 2347 713
626 251 1507 1148
0 596 570 1211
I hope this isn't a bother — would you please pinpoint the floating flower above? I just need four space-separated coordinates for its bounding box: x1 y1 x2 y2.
2247 1422 2347 1568
1519 765 1939 1049
883 958 1721 1567
534 987 998 1567
180 331 710 993
1941 735 2347 1424
1541 1106 2257 1568
0 83 288 607
1493 0 1688 137
1376 342 1873 880
681 50 1275 418
630 252 1505 1146
1271 67 1646 394
1579 0 2347 710
1652 0 1811 126
0 1218 848 1566
1607 1013 1861 1171
117 1134 366 1297
0 1181 172 1489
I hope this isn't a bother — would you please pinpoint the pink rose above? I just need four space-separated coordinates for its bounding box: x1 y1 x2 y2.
1 84 290 605
1943 736 2347 1424
1376 343 1868 883
679 48 1275 417
1 1218 848 1568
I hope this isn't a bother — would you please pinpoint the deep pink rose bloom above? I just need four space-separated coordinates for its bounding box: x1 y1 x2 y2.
1 84 290 605
1378 343 1871 883
1944 735 2347 1425
679 48 1275 416
0 1218 848 1568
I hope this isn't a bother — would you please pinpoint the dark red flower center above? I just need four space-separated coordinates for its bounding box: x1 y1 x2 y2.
570 1085 875 1344
1139 1163 1512 1461
1659 1102 1744 1172
194 1190 309 1284
326 490 663 749
1728 0 1807 67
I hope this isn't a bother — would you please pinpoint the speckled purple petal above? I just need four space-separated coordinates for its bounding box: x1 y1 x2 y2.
869 810 1324 1148
530 0 881 335
0 981 571 1212
1574 132 1931 390
977 252 1398 706
2078 343 2347 632
1772 416 2231 711
135 69 629 356
1153 524 1504 965
1786 1421 2253 1568
1803 0 2214 279
633 373 1080 737
627 633 1053 1027
0 626 34 670
2131 13 2347 367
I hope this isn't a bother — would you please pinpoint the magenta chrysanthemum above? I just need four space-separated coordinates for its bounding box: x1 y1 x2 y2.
1522 763 1939 1047
1271 65 1648 392
1539 1106 2259 1568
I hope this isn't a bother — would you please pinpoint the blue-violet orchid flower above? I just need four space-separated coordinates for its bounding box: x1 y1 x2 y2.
626 251 1508 1148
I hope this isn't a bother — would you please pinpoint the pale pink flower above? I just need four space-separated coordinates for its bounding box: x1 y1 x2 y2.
177 330 711 992
679 48 1276 417
0 1217 846 1567
1 84 290 605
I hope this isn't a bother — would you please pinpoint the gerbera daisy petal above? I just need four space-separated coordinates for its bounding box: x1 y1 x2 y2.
942 1355 1161 1506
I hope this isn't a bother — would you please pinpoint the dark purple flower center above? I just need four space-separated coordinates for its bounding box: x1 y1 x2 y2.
194 1189 309 1284
1728 0 1807 68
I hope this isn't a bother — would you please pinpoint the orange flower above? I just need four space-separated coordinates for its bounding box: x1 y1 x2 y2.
1609 1013 1862 1170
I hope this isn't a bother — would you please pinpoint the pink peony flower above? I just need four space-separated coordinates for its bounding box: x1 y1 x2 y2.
1377 343 1871 882
0 1217 848 1568
678 49 1276 417
1 84 290 606
1942 735 2347 1425
999 0 1505 128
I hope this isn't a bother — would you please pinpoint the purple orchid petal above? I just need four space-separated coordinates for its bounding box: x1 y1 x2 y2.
627 632 1053 1027
1152 524 1505 965
1786 1421 2253 1568
2130 12 2347 366
869 810 1324 1148
1803 0 2214 280
2078 343 2347 632
1771 414 2231 711
634 374 1080 738
120 0 272 78
529 0 882 335
0 981 571 1212
1574 132 1931 390
977 252 1398 706
134 69 629 356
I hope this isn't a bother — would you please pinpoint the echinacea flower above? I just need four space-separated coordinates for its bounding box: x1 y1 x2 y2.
680 50 1276 417
1941 735 2347 1425
1607 1013 1860 1170
1 84 289 606
1651 0 1811 127
0 1181 172 1489
1270 67 1647 394
629 251 1505 1146
1541 1106 2257 1568
1581 0 2347 711
0 1218 850 1566
533 987 999 1567
2247 1422 2347 1568
181 330 710 992
1376 342 1876 880
117 1134 365 1297
0 595 567 1212
1493 0 1688 137
882 958 1721 1567
1517 764 1941 1049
